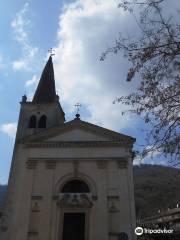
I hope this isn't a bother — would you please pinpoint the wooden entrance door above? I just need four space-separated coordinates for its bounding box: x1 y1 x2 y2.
62 212 85 240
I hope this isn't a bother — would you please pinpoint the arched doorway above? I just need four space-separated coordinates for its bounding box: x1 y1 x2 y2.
58 179 93 240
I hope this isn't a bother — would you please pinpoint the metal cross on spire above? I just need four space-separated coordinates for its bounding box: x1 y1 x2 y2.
75 103 82 114
48 48 55 57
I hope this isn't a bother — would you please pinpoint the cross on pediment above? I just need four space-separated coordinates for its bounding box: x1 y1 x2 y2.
75 103 82 114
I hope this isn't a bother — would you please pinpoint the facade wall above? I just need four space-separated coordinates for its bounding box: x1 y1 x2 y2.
1 143 136 240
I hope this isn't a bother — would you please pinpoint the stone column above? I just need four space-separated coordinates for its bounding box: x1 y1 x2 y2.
117 159 133 238
96 161 109 240
127 158 137 240
11 159 36 240
38 160 56 240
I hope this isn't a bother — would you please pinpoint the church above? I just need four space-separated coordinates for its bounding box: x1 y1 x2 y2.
0 56 136 240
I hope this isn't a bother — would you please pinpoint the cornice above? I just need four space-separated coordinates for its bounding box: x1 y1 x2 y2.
24 141 133 149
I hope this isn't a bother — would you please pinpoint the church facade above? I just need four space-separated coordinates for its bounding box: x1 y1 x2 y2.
0 56 136 240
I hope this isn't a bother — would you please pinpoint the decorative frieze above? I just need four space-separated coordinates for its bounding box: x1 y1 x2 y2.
26 158 128 170
96 160 108 169
26 160 38 169
28 201 40 234
58 193 93 208
109 203 119 212
45 160 56 169
108 197 120 213
116 158 128 168
53 194 97 201
31 202 40 212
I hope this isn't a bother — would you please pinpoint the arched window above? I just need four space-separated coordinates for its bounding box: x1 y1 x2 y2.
38 115 47 128
28 115 37 128
61 180 90 193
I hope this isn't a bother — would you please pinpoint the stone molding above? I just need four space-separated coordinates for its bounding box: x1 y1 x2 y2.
24 141 132 148
58 193 93 208
31 195 43 200
55 172 97 197
53 194 97 201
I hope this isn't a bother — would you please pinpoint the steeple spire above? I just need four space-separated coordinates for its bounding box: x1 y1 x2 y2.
33 56 56 103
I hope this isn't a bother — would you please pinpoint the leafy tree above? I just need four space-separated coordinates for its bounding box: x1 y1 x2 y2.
101 0 180 165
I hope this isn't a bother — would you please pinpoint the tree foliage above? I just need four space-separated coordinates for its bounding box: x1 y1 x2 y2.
101 0 180 164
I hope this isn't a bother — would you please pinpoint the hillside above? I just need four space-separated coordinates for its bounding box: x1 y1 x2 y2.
0 165 180 218
134 164 180 218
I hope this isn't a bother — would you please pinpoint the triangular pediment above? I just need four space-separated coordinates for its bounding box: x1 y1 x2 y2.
23 119 135 144
45 128 109 141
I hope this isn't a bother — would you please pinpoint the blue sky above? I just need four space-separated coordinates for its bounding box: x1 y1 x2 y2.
0 0 67 184
0 0 172 184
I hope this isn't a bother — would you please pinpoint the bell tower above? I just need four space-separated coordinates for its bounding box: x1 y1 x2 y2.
0 56 66 240
16 56 65 140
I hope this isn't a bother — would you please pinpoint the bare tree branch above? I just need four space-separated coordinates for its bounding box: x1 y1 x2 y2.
101 0 180 164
